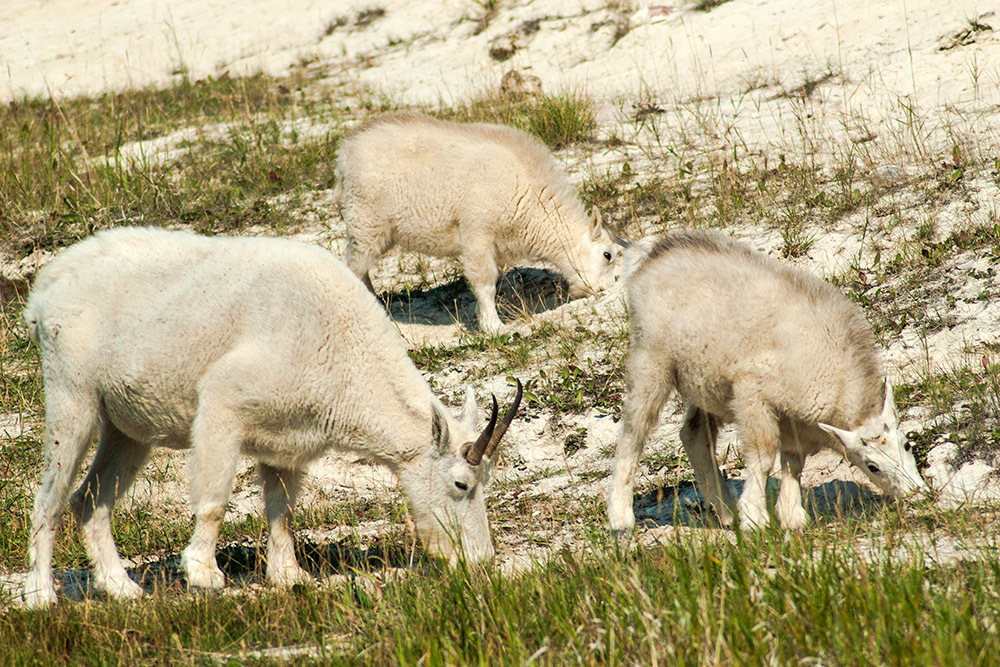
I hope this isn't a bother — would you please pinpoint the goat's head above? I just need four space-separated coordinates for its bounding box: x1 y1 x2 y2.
819 382 928 497
569 209 627 298
398 380 522 565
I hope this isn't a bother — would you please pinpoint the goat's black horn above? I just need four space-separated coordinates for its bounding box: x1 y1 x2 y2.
485 379 523 459
465 395 499 466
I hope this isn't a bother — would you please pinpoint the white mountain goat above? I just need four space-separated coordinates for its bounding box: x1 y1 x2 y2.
334 112 625 332
21 227 522 608
607 230 927 532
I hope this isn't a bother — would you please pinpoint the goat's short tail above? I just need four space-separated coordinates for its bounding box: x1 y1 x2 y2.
23 302 42 344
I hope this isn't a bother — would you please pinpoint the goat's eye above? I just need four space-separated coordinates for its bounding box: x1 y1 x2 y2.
904 442 911 452
867 463 881 474
603 251 613 261
455 481 469 492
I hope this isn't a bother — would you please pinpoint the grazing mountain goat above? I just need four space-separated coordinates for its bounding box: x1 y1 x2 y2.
607 230 927 532
21 227 522 608
335 112 624 332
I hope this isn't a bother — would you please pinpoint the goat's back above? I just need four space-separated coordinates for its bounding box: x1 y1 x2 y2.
627 230 881 425
26 227 388 354
341 112 561 177
24 228 428 453
337 112 585 221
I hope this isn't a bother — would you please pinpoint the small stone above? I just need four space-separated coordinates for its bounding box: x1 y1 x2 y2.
500 69 543 100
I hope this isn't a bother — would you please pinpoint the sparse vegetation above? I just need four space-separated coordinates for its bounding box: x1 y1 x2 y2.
903 362 1000 468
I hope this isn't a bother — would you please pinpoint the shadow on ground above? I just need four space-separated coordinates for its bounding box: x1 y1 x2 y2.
634 478 885 528
380 267 571 328
54 534 418 602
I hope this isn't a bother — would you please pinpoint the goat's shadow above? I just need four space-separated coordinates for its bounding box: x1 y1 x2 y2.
634 478 886 528
54 534 418 603
380 267 572 328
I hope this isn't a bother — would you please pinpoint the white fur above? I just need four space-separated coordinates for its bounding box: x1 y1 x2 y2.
335 112 623 332
607 230 927 533
22 227 505 607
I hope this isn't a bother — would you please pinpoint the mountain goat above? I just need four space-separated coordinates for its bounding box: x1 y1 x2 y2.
21 227 522 608
607 230 927 532
335 112 624 332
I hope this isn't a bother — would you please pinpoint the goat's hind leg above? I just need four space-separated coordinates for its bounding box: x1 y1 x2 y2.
70 421 151 600
24 389 99 608
344 232 388 293
608 349 671 533
259 463 310 587
679 406 735 527
775 424 807 530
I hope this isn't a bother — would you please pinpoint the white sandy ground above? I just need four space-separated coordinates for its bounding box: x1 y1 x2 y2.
4 0 1000 159
3 0 1000 599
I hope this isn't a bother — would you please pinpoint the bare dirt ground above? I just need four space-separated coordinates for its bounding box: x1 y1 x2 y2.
2 0 1000 598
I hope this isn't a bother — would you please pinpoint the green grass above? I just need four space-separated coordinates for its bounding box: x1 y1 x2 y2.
0 295 44 571
0 72 342 253
2 524 998 665
408 329 541 376
0 295 42 420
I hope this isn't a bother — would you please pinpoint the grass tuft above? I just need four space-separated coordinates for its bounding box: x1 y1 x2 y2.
439 89 596 148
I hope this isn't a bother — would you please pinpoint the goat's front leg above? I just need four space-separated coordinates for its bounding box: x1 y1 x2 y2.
181 392 242 590
463 250 503 333
734 391 780 531
608 347 671 533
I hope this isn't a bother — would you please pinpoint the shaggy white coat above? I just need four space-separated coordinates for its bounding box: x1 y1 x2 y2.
335 112 622 331
607 230 927 532
22 227 501 607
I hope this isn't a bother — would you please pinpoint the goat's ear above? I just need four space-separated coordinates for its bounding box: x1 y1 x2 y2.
431 403 451 456
881 382 897 423
818 422 863 453
589 209 604 241
459 385 478 430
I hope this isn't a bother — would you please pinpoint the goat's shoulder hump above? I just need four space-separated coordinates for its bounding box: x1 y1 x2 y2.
349 111 544 153
643 229 753 266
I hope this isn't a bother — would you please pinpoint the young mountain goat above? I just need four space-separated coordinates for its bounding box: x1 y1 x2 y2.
607 230 927 532
22 227 522 608
334 112 624 332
